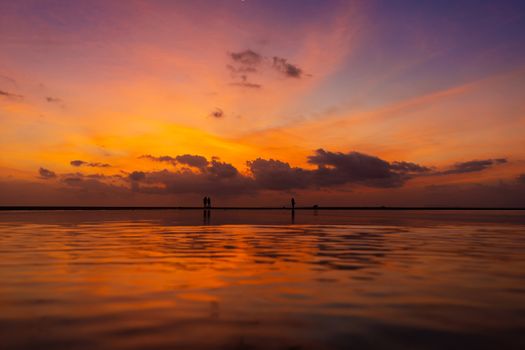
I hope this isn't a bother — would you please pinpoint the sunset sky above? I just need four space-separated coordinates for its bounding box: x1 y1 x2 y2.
1 0 525 206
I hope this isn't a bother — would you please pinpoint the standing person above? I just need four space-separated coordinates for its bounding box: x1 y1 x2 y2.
291 197 295 210
203 196 208 209
207 197 212 209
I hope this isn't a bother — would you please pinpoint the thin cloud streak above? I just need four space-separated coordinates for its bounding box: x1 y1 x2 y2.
70 160 111 168
436 159 507 175
0 89 23 99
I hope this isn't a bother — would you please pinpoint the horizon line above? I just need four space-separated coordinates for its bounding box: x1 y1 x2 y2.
1 206 524 211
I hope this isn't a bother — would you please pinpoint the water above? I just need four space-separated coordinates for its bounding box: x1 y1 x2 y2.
0 210 524 349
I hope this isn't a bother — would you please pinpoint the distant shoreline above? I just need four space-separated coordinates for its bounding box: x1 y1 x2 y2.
0 206 524 211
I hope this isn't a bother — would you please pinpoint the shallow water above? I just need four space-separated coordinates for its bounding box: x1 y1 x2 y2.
0 210 524 349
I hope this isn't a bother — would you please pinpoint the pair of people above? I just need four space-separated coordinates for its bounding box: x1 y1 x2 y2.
203 196 212 209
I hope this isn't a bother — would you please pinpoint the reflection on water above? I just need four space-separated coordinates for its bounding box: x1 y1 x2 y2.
0 210 524 349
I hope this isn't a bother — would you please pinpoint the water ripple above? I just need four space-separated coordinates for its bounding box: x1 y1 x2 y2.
0 211 524 349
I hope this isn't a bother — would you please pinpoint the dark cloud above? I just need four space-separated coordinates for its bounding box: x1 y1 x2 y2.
308 149 391 174
247 158 311 190
227 52 262 89
307 149 409 188
390 161 432 173
29 150 514 202
140 154 210 170
38 167 56 179
439 158 507 175
133 155 247 195
139 155 177 165
70 160 86 167
246 149 426 190
230 50 262 66
208 159 238 178
32 150 452 198
133 150 430 195
0 89 23 99
130 167 252 197
141 154 209 169
228 49 306 88
61 176 83 186
130 155 248 195
129 171 146 182
46 96 62 103
48 151 511 199
272 56 303 78
210 108 224 118
176 154 209 170
70 160 111 168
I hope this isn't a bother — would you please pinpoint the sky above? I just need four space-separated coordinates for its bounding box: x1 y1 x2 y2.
1 0 525 207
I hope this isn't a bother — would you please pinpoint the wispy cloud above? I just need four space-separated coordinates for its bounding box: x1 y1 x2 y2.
70 160 111 168
140 154 209 169
436 159 507 175
272 56 303 78
46 96 62 103
38 167 56 179
230 49 262 66
210 107 224 118
227 49 307 88
139 155 177 165
0 89 23 100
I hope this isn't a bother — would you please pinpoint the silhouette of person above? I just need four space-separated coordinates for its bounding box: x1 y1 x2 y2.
207 197 212 209
203 196 208 209
203 207 210 224
291 197 295 210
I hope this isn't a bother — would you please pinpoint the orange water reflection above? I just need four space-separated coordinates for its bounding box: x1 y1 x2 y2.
0 210 524 349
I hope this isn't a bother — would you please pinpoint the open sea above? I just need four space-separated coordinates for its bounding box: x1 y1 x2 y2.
0 209 524 349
